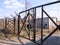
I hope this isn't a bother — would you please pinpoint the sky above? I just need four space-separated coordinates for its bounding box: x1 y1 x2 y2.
0 0 60 20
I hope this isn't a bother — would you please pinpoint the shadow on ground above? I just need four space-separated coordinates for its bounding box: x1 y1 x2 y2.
0 36 60 45
0 29 60 45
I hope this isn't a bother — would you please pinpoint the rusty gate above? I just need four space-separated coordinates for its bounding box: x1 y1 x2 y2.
5 1 60 45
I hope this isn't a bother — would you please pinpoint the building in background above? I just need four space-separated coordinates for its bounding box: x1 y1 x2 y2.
23 16 57 30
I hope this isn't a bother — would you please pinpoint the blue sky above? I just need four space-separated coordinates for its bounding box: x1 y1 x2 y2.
0 0 60 20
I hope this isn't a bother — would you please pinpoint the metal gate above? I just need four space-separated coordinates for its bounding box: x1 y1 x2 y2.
5 1 60 45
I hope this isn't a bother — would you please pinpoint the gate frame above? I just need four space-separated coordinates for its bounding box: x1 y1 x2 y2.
18 1 60 45
4 1 60 45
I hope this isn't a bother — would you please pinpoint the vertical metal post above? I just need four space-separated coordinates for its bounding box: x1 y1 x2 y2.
5 18 7 30
18 15 20 36
41 6 43 45
28 12 30 39
33 8 36 42
14 17 16 34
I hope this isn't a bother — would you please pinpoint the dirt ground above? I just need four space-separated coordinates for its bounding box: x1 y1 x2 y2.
0 30 60 45
0 34 60 45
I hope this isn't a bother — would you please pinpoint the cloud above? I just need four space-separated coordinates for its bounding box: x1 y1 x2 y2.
4 0 24 9
0 8 2 12
53 0 58 1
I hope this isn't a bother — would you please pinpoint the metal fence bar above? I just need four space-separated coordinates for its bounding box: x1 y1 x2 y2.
19 1 60 14
33 8 36 42
5 18 7 30
14 17 16 34
41 6 43 45
28 12 30 40
18 15 20 36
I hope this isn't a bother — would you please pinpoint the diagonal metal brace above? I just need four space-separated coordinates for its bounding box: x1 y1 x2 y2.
43 10 58 27
19 12 30 34
43 27 58 42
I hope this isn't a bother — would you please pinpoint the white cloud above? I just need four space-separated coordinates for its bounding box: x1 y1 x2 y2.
0 8 2 12
53 0 58 1
4 0 24 9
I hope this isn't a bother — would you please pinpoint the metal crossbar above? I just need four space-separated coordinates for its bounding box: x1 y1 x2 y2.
19 1 60 14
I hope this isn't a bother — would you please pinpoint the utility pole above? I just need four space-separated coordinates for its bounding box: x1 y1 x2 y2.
25 0 30 10
25 0 30 30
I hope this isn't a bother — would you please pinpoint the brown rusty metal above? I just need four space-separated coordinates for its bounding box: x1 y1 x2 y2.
41 6 43 45
5 18 7 30
42 9 58 43
33 8 36 42
14 17 16 34
18 15 20 36
28 11 30 39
